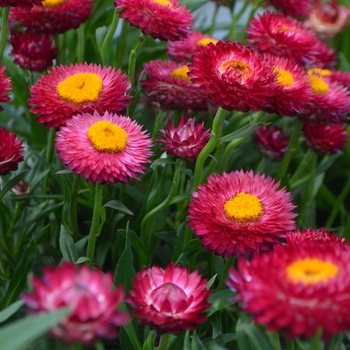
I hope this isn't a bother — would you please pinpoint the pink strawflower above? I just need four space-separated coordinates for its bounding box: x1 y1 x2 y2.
227 242 350 339
303 121 349 154
0 66 11 110
0 0 42 9
55 111 153 184
141 60 208 112
287 228 349 246
188 41 278 112
10 32 56 72
114 0 193 41
254 125 288 160
22 263 130 346
126 262 211 335
10 0 93 34
247 11 336 67
188 170 296 258
29 63 131 128
0 128 24 176
166 31 218 62
270 0 312 17
158 116 210 161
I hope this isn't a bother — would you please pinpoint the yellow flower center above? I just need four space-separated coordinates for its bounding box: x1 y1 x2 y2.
307 68 332 77
149 0 173 7
87 121 128 153
220 60 253 80
196 38 218 47
273 67 295 87
286 258 339 285
42 0 66 8
308 75 329 94
223 193 264 223
57 73 103 104
170 66 191 82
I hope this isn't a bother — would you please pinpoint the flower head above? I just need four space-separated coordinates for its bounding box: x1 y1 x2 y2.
166 31 218 62
55 111 152 184
22 263 130 346
254 125 288 160
141 60 208 112
0 66 11 110
227 242 350 339
158 116 210 161
114 0 193 41
10 32 56 72
247 11 336 67
0 0 42 9
11 180 30 196
126 262 211 335
270 0 312 17
10 0 93 34
303 122 349 154
0 128 24 176
29 63 131 128
188 170 296 258
188 41 278 112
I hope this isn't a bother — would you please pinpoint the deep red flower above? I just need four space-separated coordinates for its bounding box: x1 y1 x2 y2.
287 228 349 246
114 0 193 41
10 0 93 34
254 125 288 160
227 242 350 339
188 170 296 258
247 11 336 68
270 0 312 17
188 41 278 112
0 128 24 176
158 116 210 161
0 66 11 111
0 0 42 9
10 32 56 72
22 263 130 346
141 60 208 112
303 121 349 154
126 262 211 335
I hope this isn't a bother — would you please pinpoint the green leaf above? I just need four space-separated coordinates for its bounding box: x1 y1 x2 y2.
192 332 207 350
219 123 263 143
54 169 73 175
75 257 90 264
119 302 142 350
0 309 71 350
184 331 191 350
103 200 133 215
206 274 217 289
0 171 26 201
0 300 24 323
1 239 38 309
150 158 175 169
59 225 78 262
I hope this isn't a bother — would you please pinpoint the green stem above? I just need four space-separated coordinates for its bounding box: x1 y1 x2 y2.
128 31 146 89
43 128 56 193
241 0 264 42
158 334 169 350
193 107 228 191
325 176 350 228
0 6 9 61
152 110 166 139
207 3 219 34
86 182 103 264
275 119 303 183
101 9 120 66
228 0 249 40
70 175 80 237
141 159 181 247
115 20 128 68
54 33 65 65
76 24 85 62
289 149 314 188
309 330 322 350
217 256 234 291
268 332 281 350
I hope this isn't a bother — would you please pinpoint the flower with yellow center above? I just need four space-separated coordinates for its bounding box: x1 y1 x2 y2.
169 66 191 82
219 60 254 81
308 75 329 94
149 0 172 7
41 0 66 8
273 67 294 87
196 38 218 47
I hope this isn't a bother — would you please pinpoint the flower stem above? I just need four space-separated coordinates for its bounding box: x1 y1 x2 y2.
217 256 234 291
193 107 228 191
289 149 314 188
158 334 169 350
86 182 103 264
101 9 120 66
70 175 80 237
76 23 85 62
43 128 56 193
241 0 264 42
0 6 9 60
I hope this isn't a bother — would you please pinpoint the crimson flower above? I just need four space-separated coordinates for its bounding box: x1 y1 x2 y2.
0 0 42 9
0 66 11 111
270 0 312 17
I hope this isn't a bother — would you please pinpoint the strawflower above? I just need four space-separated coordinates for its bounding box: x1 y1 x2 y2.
158 116 210 161
10 0 93 34
227 242 350 339
0 128 24 176
0 66 11 110
22 263 130 346
0 0 42 9
188 170 296 258
114 0 193 41
126 262 211 335
55 111 153 184
29 63 131 128
270 0 312 17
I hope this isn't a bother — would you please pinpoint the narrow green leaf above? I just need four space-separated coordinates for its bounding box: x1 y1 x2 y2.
75 257 90 264
59 225 78 262
206 274 217 289
219 123 263 143
0 300 24 323
192 332 207 350
184 331 191 350
150 158 175 169
0 171 26 201
119 302 142 350
0 309 70 350
54 169 73 175
103 200 133 215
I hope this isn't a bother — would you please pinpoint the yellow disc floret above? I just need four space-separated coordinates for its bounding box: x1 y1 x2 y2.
274 67 295 87
150 0 173 7
223 193 264 223
286 258 338 285
309 75 329 94
307 68 332 77
196 38 218 47
87 121 128 153
57 73 103 104
170 66 191 82
220 60 253 80
42 0 66 8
